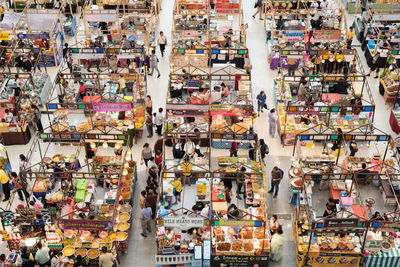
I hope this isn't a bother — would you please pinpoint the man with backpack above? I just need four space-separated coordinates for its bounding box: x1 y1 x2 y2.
268 166 284 198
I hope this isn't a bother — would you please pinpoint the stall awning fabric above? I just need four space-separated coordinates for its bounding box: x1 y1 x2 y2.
0 13 24 31
363 248 400 267
26 11 59 31
83 10 117 22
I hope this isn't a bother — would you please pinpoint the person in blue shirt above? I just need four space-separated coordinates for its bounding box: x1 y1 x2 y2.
256 91 267 116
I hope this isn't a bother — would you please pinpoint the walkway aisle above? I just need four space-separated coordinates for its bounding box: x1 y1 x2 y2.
119 0 175 266
242 3 297 267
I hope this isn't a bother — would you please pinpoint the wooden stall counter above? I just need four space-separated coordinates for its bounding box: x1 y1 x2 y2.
0 122 31 145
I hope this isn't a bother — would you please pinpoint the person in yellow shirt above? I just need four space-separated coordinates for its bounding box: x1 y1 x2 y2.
181 157 192 186
0 170 10 201
335 51 344 74
347 27 355 49
0 6 4 22
172 178 182 205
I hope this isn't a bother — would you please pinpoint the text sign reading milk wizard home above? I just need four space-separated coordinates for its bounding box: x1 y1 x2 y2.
163 215 205 229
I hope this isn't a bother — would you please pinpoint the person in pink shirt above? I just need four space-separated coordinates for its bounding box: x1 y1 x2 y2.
221 83 229 99
79 82 86 101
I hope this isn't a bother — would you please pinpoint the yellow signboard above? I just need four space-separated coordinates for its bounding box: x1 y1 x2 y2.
0 31 10 40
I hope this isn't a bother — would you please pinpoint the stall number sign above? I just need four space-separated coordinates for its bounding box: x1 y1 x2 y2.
58 219 112 231
0 31 10 40
285 31 304 41
92 103 132 112
323 218 359 228
162 215 205 229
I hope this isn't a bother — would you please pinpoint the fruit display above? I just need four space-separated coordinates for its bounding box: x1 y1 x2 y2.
330 116 370 132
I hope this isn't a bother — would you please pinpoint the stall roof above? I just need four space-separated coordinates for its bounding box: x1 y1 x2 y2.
25 9 60 31
0 12 24 31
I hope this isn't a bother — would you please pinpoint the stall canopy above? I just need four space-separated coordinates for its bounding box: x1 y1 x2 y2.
25 9 60 31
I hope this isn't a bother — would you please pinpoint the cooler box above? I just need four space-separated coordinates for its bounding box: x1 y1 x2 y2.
75 190 86 203
76 179 88 191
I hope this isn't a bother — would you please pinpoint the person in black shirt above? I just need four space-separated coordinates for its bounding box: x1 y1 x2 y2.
357 163 370 184
349 140 358 157
331 128 343 152
323 198 336 217
223 176 232 203
259 139 269 161
62 43 69 58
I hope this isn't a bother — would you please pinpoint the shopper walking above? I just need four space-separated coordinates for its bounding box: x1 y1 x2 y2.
268 166 283 198
256 91 267 116
148 50 160 78
155 150 163 176
173 178 182 204
270 229 284 262
236 167 248 200
145 95 153 115
347 26 355 49
140 202 153 237
139 190 147 209
229 141 238 157
259 139 269 160
145 111 153 138
252 0 263 20
141 143 153 167
157 31 167 57
146 189 158 219
35 242 51 267
268 109 278 138
32 104 43 132
10 172 28 201
154 108 164 136
366 52 381 78
0 169 10 201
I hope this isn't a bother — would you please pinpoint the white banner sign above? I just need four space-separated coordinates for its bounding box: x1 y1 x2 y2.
163 215 204 229
71 53 105 60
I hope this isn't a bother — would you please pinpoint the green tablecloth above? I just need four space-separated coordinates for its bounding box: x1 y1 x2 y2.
363 248 400 267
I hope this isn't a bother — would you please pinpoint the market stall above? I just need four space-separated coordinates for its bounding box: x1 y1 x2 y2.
81 2 158 52
274 73 375 146
167 64 210 114
93 0 161 15
15 132 137 263
155 208 211 266
16 9 64 67
210 158 269 266
363 212 400 266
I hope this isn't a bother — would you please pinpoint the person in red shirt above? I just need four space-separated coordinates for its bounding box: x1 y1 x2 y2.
79 81 86 101
155 150 162 177
230 142 238 157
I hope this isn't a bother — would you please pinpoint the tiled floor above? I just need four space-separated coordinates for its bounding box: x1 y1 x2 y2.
1 0 398 266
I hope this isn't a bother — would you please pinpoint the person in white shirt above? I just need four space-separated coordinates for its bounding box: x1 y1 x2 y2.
320 0 328 9
4 109 13 123
154 108 164 136
184 139 195 159
157 31 167 57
